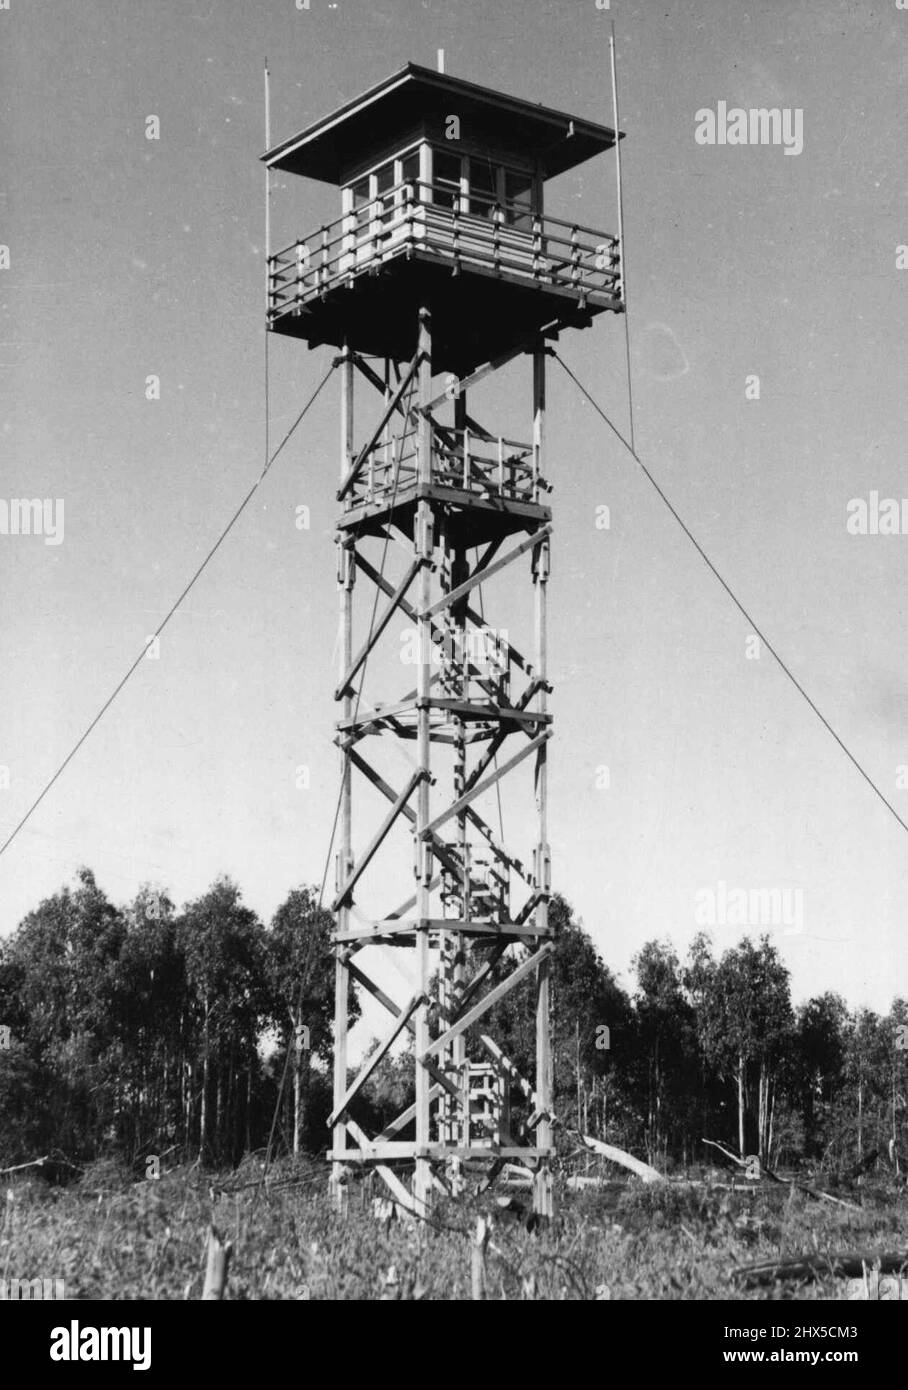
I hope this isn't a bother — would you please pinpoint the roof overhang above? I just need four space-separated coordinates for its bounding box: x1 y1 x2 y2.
262 63 621 184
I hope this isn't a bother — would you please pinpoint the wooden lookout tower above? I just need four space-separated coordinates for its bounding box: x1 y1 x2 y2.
263 62 624 1217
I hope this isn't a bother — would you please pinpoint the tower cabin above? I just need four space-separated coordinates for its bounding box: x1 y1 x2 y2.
264 63 623 376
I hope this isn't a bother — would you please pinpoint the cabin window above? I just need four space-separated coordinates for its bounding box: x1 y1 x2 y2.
469 160 497 218
504 170 533 229
344 146 425 243
400 150 420 198
351 177 371 237
429 149 536 226
433 150 463 210
374 159 395 225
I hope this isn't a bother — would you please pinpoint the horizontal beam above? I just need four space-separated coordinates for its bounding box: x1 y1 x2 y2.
337 697 547 732
329 1144 553 1163
334 919 550 942
417 919 551 938
333 921 416 943
429 698 550 726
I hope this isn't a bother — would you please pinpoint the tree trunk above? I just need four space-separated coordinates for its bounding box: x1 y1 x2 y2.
199 1000 210 1163
737 1056 746 1158
293 1030 302 1159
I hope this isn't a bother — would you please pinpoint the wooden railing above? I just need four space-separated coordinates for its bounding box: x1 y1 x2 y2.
348 422 544 510
268 179 622 322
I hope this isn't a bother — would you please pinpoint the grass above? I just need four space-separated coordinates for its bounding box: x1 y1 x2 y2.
1 1157 905 1300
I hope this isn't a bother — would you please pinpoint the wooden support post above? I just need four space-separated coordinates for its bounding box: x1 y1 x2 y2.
445 452 470 1183
413 305 434 1213
295 239 307 310
331 342 355 1212
320 225 329 292
532 346 554 1221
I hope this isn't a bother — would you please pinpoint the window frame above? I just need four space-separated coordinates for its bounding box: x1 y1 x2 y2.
341 140 427 237
427 147 540 226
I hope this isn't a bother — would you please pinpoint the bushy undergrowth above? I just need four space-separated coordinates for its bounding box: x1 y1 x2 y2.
1 1159 904 1300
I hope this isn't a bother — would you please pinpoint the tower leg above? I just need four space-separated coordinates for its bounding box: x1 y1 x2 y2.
331 343 355 1212
532 346 554 1221
413 306 434 1214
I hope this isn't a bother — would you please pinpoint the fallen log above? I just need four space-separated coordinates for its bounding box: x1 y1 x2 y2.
733 1249 908 1288
702 1138 749 1169
581 1135 664 1184
701 1139 860 1211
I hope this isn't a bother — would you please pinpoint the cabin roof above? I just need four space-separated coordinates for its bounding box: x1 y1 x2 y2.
262 62 621 184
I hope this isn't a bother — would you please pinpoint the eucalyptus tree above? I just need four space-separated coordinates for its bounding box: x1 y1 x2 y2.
264 886 343 1156
794 992 847 1159
176 877 267 1163
843 1008 887 1166
631 940 698 1165
685 933 792 1163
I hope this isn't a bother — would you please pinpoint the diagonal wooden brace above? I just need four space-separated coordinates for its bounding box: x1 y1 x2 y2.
328 990 426 1126
423 525 552 621
421 941 554 1062
331 767 425 910
421 324 558 414
423 731 551 839
337 351 423 501
346 956 463 1108
347 747 487 902
452 941 509 1018
345 1118 424 1213
335 558 422 699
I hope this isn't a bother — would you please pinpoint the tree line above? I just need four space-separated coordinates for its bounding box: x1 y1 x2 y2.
0 869 904 1175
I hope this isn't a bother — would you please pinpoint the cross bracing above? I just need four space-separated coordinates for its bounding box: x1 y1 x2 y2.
330 315 555 1216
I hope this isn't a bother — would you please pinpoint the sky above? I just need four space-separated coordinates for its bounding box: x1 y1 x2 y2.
2 0 907 1029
